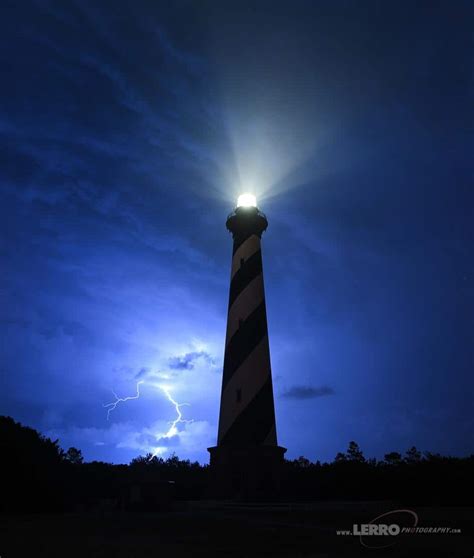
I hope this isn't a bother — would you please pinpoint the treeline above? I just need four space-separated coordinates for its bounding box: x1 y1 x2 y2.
1 416 472 513
0 416 207 513
283 441 474 505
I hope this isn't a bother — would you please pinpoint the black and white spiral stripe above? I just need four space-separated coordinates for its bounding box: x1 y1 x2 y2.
217 232 278 447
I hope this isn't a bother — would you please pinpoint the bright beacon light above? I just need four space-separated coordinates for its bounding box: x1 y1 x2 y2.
237 193 257 208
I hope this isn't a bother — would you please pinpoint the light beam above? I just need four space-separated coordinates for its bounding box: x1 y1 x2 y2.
237 193 257 208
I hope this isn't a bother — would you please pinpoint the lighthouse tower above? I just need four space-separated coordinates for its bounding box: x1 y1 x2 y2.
208 194 286 499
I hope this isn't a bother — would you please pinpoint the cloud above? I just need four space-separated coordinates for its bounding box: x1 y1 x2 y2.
168 351 215 370
155 435 180 447
281 385 335 400
134 369 176 382
135 367 151 379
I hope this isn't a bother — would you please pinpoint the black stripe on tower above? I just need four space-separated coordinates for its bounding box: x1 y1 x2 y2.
233 234 252 255
222 300 267 389
228 248 262 308
219 375 276 446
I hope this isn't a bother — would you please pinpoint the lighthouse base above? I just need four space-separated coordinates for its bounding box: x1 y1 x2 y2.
207 445 287 501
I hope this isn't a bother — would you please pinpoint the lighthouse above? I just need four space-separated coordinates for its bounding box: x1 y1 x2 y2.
208 194 286 499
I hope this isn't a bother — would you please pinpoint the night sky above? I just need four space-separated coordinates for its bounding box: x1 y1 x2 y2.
1 1 473 464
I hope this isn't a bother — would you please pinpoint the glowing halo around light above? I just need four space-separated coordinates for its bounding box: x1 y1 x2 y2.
237 193 257 208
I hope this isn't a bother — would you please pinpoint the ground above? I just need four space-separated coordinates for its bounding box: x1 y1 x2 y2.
1 501 472 557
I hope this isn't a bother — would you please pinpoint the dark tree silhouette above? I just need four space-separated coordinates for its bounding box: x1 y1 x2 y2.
334 452 347 462
405 446 422 463
65 447 84 465
0 416 66 512
346 441 365 462
295 456 311 468
1 417 473 511
384 451 402 466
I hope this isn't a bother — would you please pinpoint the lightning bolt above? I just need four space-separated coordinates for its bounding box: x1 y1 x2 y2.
103 381 193 457
149 387 193 458
103 380 144 420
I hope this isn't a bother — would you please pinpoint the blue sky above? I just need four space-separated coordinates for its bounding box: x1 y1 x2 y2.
1 0 473 463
